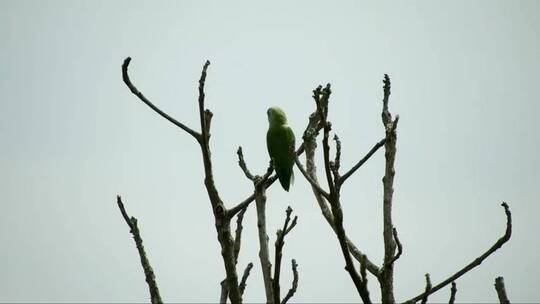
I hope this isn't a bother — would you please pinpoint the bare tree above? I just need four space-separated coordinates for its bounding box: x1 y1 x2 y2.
117 58 513 304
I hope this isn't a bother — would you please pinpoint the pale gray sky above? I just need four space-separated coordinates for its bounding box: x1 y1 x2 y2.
1 0 539 303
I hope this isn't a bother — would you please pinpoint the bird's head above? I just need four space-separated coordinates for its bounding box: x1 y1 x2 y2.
267 106 288 126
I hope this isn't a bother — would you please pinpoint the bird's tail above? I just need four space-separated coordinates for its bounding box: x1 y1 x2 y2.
277 167 294 192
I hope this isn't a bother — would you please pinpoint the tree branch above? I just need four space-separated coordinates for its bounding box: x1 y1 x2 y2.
330 134 342 182
220 280 228 304
116 195 162 304
281 259 299 304
123 58 242 303
121 57 201 141
221 205 249 303
198 60 211 137
449 282 457 304
387 227 403 267
228 115 323 219
254 180 274 304
273 207 298 304
338 138 386 186
420 273 432 304
301 108 380 278
359 254 371 302
379 74 398 304
239 263 254 296
294 157 331 200
494 276 510 304
233 206 248 263
309 84 372 304
237 146 255 181
404 202 512 303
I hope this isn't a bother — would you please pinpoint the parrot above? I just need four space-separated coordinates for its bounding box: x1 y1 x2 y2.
266 106 295 191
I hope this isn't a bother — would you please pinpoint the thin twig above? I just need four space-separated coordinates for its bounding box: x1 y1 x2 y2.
116 196 162 304
404 202 512 303
239 263 254 296
121 57 201 141
198 60 211 137
234 206 248 262
294 158 331 200
330 134 342 182
281 259 299 304
237 146 255 181
420 273 432 304
381 74 392 127
228 135 316 219
387 227 403 267
449 282 457 304
495 276 510 304
338 138 386 186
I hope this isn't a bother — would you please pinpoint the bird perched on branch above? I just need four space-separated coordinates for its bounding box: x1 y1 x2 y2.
266 107 295 191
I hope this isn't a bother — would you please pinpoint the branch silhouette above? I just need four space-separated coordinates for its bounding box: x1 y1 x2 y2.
120 58 514 303
404 202 512 303
116 196 162 304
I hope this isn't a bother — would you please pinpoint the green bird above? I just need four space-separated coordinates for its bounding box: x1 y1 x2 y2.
266 107 296 191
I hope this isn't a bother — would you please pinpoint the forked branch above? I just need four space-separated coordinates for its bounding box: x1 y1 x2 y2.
123 58 242 303
300 83 372 304
420 273 432 304
273 207 299 304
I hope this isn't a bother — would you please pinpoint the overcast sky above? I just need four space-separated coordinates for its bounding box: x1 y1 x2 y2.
1 0 539 303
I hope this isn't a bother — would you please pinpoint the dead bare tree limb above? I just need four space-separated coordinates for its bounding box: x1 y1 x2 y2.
122 58 242 303
116 195 162 304
228 130 319 219
294 157 331 200
221 204 250 303
236 147 275 303
495 276 510 304
121 57 200 141
273 207 298 304
378 74 399 304
449 282 457 304
420 273 432 304
359 254 370 302
254 180 274 304
403 202 512 303
239 263 254 296
387 228 403 267
299 111 381 277
296 84 372 304
338 138 386 186
281 259 299 304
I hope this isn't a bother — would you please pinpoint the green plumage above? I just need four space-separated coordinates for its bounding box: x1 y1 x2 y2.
266 107 295 191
